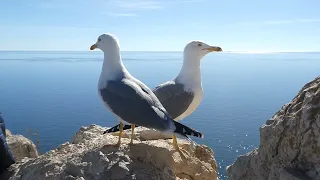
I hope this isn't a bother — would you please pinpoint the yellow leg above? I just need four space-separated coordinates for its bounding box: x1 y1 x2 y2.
172 135 188 159
115 122 123 146
129 124 135 145
172 135 179 150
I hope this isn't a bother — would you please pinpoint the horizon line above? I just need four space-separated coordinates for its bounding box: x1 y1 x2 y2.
0 50 320 54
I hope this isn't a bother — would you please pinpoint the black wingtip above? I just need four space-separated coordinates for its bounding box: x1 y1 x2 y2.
195 132 204 138
102 124 137 135
173 121 204 139
102 124 121 135
200 133 204 138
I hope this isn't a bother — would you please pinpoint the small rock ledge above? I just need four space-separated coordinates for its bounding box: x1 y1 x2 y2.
6 131 39 161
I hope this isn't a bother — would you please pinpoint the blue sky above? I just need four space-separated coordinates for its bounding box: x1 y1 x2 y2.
0 0 319 51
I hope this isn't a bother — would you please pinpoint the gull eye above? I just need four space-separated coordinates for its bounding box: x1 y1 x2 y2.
198 43 202 47
98 38 101 42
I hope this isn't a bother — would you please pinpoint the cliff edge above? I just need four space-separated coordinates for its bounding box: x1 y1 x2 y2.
226 76 320 180
2 125 218 180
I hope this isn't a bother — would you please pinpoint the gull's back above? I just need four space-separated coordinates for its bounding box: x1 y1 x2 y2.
153 81 195 120
99 74 174 131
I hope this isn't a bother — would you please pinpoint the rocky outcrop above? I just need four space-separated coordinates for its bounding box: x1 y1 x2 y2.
226 76 320 180
5 129 12 136
6 133 39 161
3 125 218 180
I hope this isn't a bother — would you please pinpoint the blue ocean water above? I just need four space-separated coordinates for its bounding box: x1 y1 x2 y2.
0 51 319 179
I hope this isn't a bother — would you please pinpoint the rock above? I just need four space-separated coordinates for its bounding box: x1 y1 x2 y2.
5 129 12 136
4 125 218 180
226 76 320 180
6 134 39 161
279 168 313 180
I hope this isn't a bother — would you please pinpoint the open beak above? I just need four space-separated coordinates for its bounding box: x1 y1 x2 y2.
203 46 222 52
90 44 97 50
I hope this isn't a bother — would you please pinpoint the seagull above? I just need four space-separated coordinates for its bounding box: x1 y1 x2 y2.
90 33 203 148
104 40 222 153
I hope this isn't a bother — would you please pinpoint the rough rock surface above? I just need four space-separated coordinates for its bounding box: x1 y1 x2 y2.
5 129 12 136
6 133 39 161
4 125 218 180
226 76 320 180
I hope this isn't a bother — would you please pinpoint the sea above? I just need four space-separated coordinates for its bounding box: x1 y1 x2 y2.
0 51 319 179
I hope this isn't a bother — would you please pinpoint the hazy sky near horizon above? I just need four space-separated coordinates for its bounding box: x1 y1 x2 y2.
1 0 319 51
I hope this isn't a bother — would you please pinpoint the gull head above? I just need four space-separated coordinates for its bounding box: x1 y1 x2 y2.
90 33 120 53
183 41 222 60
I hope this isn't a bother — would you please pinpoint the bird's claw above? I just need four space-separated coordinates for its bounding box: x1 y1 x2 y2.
176 147 189 159
174 144 189 159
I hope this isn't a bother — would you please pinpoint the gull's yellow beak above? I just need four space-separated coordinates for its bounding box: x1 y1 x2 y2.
90 44 97 50
203 46 222 52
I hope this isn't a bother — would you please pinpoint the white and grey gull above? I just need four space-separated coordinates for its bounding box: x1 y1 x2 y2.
104 40 222 153
90 33 203 147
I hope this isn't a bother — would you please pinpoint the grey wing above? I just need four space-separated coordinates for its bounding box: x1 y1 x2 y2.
99 79 173 131
130 78 166 110
153 81 194 119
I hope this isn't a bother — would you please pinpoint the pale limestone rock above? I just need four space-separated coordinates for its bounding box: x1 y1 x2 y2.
4 125 218 180
226 76 320 180
6 134 39 161
5 129 12 136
